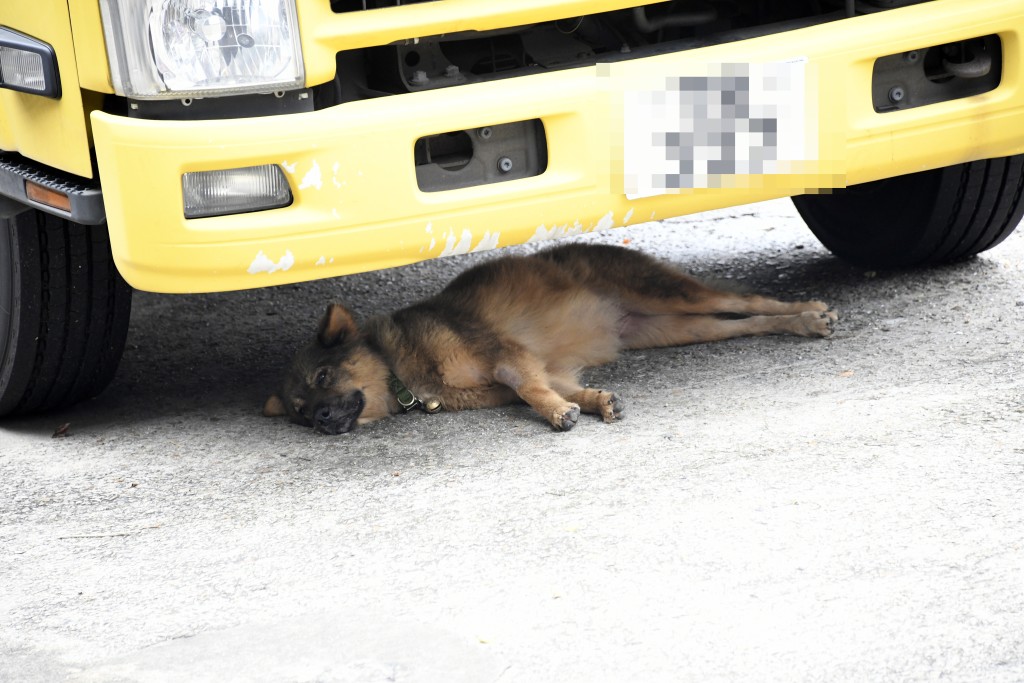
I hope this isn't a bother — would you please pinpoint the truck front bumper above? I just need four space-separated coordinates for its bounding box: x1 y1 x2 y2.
92 1 1024 294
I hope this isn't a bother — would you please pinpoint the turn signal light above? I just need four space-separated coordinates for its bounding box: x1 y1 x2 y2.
25 181 71 213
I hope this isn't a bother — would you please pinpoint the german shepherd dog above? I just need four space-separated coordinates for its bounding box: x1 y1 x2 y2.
263 244 837 434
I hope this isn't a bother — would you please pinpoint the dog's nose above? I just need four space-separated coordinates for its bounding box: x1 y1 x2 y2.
314 405 333 424
314 404 343 434
312 391 366 434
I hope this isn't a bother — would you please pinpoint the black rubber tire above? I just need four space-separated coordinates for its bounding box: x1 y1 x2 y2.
792 154 1024 268
0 206 132 416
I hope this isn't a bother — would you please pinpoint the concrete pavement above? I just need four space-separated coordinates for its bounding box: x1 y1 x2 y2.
2 200 1023 682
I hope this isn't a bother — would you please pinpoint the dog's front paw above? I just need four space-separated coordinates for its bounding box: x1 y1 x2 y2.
601 391 624 423
552 404 581 431
800 309 838 337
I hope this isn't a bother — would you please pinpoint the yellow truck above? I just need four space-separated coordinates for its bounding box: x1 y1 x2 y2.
1 0 1023 416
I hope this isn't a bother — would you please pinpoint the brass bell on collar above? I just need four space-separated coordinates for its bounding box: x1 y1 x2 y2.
424 397 442 413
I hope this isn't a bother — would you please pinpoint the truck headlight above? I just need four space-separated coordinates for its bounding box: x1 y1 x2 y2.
99 0 304 99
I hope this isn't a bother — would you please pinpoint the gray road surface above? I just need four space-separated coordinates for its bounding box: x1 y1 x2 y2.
2 200 1023 682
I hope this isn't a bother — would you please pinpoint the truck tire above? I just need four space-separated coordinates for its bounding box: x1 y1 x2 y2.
0 206 132 416
792 155 1024 268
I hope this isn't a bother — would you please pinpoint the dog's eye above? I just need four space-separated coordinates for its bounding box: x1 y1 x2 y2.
314 368 332 388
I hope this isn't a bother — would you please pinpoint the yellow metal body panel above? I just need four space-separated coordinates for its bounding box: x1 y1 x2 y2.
67 0 115 95
92 0 1024 294
0 3 93 177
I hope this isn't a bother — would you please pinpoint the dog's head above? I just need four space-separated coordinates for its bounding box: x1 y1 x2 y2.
263 304 393 434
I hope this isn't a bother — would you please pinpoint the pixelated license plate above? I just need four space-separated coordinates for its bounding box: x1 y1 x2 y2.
623 60 814 199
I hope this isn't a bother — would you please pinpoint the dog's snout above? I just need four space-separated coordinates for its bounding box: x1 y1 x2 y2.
312 390 366 435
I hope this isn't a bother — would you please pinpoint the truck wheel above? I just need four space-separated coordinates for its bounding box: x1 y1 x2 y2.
792 155 1024 268
0 206 132 416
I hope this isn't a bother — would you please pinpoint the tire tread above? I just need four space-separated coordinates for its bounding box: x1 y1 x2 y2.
0 210 131 416
793 154 1024 268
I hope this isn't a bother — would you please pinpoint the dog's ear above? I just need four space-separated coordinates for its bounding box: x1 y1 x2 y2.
317 303 358 348
263 394 288 417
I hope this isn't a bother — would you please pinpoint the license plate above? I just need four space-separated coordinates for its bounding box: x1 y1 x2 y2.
623 59 813 199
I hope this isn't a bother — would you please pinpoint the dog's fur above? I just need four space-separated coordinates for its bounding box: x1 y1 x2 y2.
263 243 836 433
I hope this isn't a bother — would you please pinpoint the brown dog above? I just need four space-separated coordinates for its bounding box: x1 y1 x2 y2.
263 243 836 433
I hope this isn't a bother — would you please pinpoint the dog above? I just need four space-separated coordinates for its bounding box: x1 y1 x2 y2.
263 243 837 434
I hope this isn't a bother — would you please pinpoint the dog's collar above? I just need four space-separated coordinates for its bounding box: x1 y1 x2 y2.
388 373 442 413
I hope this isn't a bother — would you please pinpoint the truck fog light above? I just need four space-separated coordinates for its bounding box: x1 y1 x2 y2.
182 165 292 219
0 27 61 98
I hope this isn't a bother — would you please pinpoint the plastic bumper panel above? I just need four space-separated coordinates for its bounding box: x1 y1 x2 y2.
92 1 1024 294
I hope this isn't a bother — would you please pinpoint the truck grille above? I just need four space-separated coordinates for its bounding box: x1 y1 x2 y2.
330 0 440 13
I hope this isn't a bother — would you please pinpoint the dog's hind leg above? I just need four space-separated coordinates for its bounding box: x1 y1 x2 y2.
547 245 830 317
683 292 831 317
493 353 581 431
621 310 837 349
618 270 831 318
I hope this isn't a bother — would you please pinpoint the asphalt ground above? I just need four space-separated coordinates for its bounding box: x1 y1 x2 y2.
2 200 1023 682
